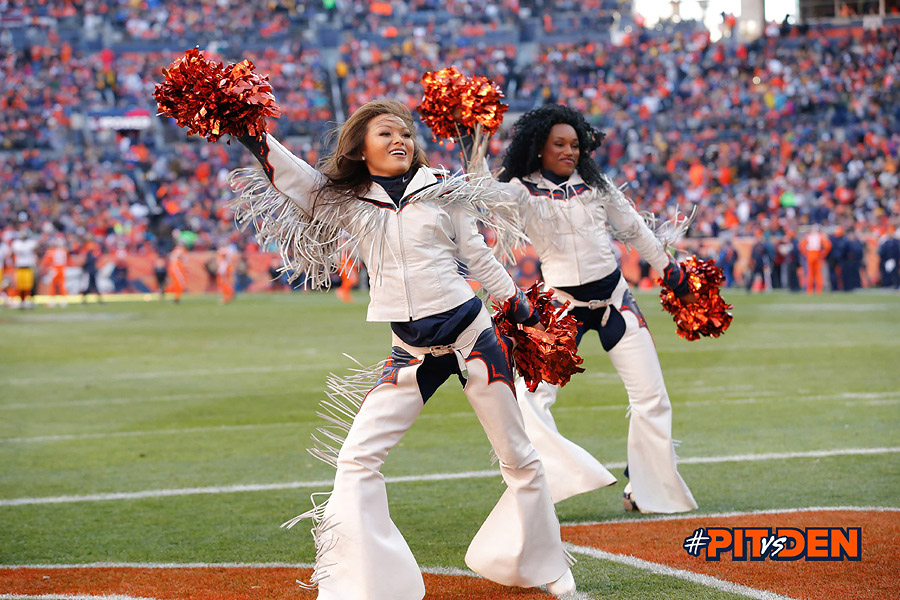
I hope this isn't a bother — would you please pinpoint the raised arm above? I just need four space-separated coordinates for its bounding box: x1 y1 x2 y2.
237 133 327 211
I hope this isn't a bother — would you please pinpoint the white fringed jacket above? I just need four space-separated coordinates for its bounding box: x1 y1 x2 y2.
488 170 682 289
229 134 523 322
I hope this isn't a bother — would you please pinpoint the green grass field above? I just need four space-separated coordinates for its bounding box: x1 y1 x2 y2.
1 289 898 598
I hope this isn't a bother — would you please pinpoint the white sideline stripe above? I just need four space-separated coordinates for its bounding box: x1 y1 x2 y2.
565 505 900 527
0 393 227 411
0 562 473 577
566 543 799 600
660 339 900 354
0 470 499 506
5 391 898 442
0 595 159 600
2 422 304 444
3 364 320 386
677 446 900 465
1 447 898 507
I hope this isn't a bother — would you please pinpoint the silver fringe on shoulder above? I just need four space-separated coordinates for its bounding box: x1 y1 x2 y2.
409 169 528 263
596 174 695 250
228 167 362 289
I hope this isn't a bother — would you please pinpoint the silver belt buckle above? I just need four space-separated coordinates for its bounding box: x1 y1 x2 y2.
430 345 453 357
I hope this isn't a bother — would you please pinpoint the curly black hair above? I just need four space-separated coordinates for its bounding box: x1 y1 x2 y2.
499 104 606 187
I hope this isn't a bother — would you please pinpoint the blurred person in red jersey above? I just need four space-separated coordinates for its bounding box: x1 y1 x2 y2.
216 244 236 304
166 242 187 303
42 236 69 307
800 225 832 294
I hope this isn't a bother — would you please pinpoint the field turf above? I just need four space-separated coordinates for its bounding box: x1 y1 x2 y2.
1 289 898 599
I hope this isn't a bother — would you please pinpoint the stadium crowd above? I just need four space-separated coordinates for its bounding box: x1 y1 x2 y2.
1 0 899 303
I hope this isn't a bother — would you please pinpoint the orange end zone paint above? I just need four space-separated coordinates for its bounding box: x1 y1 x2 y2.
562 509 899 600
0 566 552 599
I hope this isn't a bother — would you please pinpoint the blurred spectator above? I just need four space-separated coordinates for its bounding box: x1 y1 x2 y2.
877 230 900 288
1 4 898 294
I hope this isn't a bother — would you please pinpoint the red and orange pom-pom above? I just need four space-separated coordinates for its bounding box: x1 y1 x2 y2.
154 47 281 143
418 66 470 141
658 256 734 341
459 74 508 137
418 67 508 141
493 282 585 392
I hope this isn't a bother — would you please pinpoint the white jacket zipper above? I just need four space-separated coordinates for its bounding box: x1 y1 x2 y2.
396 208 414 319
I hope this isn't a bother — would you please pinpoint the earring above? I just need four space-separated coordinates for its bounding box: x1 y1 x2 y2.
362 156 366 161
538 154 542 158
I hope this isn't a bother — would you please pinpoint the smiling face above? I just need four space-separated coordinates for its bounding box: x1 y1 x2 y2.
361 114 416 177
541 123 580 179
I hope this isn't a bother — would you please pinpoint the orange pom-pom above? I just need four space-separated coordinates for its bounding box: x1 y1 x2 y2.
418 67 508 141
658 256 734 341
418 66 470 141
154 47 281 143
459 74 508 137
493 282 585 392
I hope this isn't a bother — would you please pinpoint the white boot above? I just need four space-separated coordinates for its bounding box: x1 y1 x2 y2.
547 568 576 596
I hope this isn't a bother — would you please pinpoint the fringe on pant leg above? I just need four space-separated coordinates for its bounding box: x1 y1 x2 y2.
282 356 385 590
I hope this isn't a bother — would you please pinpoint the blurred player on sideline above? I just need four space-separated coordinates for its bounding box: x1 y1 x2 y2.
800 226 832 294
0 230 12 307
80 240 104 303
11 227 39 308
42 236 69 307
167 244 187 303
216 244 235 304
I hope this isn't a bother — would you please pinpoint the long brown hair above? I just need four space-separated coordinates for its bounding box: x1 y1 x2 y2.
316 99 429 202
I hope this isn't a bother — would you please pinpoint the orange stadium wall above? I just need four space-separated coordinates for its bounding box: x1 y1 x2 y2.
37 239 884 296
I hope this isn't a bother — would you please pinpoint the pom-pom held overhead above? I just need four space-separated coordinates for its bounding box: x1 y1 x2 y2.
493 283 585 392
417 67 508 142
658 256 734 341
154 47 281 143
459 74 508 137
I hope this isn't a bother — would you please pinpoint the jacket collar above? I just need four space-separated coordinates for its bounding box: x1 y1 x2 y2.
361 166 438 209
521 170 586 192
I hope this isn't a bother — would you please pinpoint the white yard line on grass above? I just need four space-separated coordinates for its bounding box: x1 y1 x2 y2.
0 392 233 411
0 562 475 576
564 504 900 527
1 447 897 507
5 390 896 441
2 422 305 443
566 543 799 600
3 364 320 387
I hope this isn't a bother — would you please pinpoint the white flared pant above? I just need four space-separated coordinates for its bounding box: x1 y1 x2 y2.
316 316 569 600
518 308 697 513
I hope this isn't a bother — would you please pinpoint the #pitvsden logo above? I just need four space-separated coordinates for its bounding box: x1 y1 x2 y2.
682 527 862 561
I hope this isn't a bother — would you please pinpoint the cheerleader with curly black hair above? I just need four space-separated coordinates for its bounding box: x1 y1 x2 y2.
455 104 698 514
